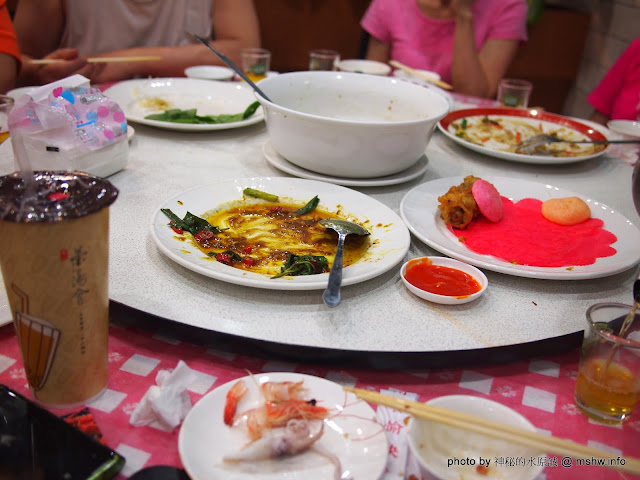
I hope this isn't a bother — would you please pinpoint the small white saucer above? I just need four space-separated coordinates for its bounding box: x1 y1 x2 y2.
184 65 235 81
262 141 428 187
607 120 640 139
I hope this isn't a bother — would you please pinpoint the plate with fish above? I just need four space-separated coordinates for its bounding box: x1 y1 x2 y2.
437 107 609 164
400 176 640 280
178 372 388 480
103 77 264 131
150 177 410 290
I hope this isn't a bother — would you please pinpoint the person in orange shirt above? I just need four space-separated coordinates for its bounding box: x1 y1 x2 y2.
0 0 20 93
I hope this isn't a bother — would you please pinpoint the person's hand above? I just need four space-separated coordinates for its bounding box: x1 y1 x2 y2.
20 48 95 86
451 0 475 19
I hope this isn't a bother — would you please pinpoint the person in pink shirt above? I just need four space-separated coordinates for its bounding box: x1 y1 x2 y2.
361 0 528 98
588 37 640 125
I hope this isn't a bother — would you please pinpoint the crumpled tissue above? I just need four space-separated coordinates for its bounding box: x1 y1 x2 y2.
130 360 199 429
8 74 128 177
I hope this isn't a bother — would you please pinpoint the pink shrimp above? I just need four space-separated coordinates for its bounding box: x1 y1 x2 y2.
260 380 307 402
223 380 248 426
238 399 329 440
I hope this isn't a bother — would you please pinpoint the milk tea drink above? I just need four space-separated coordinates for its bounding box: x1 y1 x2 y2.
0 171 118 406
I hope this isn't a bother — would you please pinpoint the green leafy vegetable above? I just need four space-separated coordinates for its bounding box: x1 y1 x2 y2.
145 101 260 124
293 196 319 215
461 118 468 129
243 188 278 202
161 208 224 236
271 254 329 279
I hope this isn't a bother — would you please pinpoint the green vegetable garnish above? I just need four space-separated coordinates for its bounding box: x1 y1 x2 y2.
461 118 468 129
161 208 224 236
145 101 260 124
243 188 278 202
271 254 329 279
293 195 319 215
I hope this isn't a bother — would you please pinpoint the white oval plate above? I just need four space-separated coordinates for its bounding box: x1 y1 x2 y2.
262 141 428 187
400 176 640 280
103 78 264 131
179 372 388 480
437 107 609 164
151 177 411 290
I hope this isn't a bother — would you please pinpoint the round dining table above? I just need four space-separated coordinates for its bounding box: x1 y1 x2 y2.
0 84 638 480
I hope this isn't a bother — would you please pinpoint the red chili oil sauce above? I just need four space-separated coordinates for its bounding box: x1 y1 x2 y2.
404 258 481 297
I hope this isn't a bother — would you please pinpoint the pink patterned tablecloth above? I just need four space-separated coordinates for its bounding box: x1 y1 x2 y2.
0 320 638 480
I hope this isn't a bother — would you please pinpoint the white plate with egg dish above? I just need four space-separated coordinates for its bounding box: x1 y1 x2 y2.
400 176 640 280
103 77 264 131
438 107 610 164
179 372 388 480
184 65 235 81
151 177 411 290
408 395 545 480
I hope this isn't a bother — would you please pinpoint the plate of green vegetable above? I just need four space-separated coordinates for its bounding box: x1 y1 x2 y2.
103 77 264 131
150 177 410 290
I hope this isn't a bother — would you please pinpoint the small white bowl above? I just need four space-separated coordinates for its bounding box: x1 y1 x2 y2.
184 65 235 81
408 395 545 480
337 59 391 76
400 256 487 305
607 120 640 139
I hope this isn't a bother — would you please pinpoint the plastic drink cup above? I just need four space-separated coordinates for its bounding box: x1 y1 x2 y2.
0 171 118 407
574 303 640 424
497 78 533 108
241 48 271 82
309 49 340 71
0 95 13 145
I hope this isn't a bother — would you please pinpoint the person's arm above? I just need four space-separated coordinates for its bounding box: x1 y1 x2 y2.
88 0 261 83
17 49 94 87
365 36 390 64
0 52 17 93
589 110 609 126
13 0 65 58
450 2 519 97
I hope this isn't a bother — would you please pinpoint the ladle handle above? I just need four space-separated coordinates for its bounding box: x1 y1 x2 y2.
323 232 347 307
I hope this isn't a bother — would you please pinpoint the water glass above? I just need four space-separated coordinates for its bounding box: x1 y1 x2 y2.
574 303 640 424
497 78 532 108
309 49 340 71
241 48 271 82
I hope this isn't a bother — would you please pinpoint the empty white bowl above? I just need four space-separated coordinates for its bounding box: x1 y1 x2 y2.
607 120 640 139
254 71 450 178
337 59 392 76
184 65 234 81
408 395 545 480
400 256 487 305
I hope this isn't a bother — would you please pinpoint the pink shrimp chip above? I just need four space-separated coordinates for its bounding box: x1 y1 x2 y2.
472 179 503 223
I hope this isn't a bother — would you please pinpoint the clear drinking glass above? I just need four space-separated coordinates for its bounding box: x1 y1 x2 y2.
574 303 640 424
309 49 340 71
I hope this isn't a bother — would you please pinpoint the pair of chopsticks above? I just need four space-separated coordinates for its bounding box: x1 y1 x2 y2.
29 56 162 65
389 60 453 90
345 386 640 476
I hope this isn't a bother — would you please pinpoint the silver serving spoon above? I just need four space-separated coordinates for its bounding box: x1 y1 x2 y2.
319 219 370 307
191 33 272 102
515 133 640 155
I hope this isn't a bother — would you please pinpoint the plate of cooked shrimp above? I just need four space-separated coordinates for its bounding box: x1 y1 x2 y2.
178 372 388 480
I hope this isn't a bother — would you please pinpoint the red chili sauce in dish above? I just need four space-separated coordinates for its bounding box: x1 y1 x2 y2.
404 258 481 297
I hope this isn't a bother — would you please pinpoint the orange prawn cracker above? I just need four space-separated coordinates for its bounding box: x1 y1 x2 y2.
450 197 616 267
